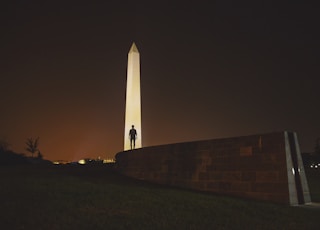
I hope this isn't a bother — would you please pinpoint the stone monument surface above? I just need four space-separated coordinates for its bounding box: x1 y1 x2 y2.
124 43 142 150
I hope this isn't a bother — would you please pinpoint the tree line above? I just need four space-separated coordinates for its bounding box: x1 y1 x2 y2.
0 137 48 165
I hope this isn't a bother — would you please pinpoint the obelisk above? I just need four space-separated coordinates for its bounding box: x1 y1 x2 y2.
124 42 142 150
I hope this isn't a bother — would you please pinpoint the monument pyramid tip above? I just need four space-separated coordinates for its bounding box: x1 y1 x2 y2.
129 42 139 53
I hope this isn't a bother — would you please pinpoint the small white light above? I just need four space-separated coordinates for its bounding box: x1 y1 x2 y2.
78 159 86 165
292 168 295 175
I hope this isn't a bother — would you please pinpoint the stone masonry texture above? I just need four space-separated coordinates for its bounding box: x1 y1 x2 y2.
115 132 310 205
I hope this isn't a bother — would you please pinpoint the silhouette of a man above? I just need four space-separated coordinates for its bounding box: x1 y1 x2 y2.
129 125 137 149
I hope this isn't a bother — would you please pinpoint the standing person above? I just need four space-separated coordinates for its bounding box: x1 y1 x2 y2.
129 125 137 150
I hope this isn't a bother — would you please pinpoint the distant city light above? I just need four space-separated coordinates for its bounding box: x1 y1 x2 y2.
78 159 86 165
103 158 115 163
52 158 115 165
310 163 319 169
53 160 69 165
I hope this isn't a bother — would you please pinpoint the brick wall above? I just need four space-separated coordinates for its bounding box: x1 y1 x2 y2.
115 131 311 205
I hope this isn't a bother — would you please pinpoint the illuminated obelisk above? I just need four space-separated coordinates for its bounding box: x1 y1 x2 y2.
124 42 142 150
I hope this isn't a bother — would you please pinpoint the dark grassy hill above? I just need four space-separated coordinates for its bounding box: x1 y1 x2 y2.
0 150 52 166
0 165 319 230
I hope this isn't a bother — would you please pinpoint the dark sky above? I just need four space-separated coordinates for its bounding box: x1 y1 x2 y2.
1 1 319 161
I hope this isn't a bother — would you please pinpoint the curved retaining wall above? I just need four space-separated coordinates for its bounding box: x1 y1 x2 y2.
115 131 311 205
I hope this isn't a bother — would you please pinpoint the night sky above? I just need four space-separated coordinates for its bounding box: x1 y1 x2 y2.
1 1 319 162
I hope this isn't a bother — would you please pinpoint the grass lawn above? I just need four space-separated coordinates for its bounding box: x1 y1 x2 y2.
306 168 320 202
0 165 319 230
